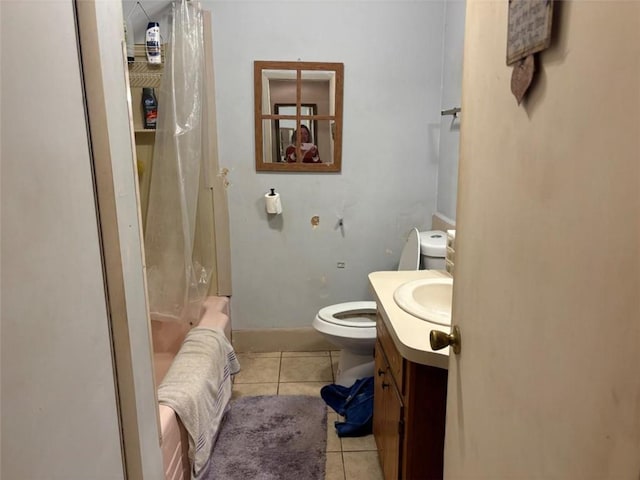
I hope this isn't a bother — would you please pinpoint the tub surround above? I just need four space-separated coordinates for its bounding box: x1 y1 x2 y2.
368 269 452 369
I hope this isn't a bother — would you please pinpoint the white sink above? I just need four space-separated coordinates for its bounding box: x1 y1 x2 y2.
393 277 453 326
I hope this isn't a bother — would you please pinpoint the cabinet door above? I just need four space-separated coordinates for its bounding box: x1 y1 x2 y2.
382 375 403 480
373 342 386 455
373 342 404 480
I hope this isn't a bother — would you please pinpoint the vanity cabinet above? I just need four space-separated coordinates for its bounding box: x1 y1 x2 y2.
373 314 448 480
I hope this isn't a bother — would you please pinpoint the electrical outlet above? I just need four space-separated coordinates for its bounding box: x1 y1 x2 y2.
337 262 345 268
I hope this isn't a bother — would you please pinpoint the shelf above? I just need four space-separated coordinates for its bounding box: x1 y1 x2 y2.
128 44 165 88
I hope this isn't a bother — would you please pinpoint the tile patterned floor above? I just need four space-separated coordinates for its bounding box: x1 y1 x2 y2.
232 351 384 480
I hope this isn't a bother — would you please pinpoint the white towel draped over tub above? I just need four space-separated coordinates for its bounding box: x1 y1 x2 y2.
157 326 240 479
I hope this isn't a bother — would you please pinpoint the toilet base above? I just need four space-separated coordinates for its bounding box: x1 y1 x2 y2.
335 349 375 387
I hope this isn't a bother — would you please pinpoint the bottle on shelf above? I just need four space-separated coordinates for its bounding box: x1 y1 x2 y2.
142 87 158 130
145 22 161 65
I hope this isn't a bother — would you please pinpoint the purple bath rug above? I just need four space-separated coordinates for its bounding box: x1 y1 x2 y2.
201 395 327 480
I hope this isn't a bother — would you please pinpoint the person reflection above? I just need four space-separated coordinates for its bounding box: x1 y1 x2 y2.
285 125 321 163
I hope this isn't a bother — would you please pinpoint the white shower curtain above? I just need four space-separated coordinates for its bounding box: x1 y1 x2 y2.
144 0 212 323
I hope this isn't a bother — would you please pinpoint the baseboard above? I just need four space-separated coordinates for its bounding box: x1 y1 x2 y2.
232 327 335 353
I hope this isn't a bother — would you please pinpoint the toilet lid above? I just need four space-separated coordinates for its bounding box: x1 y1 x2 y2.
397 227 420 271
318 301 377 327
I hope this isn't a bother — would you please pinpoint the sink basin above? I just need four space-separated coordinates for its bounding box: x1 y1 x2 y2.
393 277 453 326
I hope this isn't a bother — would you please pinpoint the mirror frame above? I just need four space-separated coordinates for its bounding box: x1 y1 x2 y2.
254 60 344 172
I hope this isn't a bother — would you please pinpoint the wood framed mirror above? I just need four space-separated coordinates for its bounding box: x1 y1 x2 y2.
254 61 344 172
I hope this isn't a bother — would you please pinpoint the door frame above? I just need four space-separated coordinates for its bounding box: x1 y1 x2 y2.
75 1 163 478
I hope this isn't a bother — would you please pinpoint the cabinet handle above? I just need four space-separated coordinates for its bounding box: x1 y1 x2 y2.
382 381 390 389
377 368 385 376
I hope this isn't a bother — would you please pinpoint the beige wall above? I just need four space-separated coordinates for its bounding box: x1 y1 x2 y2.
1 1 125 477
2 1 165 478
75 1 165 478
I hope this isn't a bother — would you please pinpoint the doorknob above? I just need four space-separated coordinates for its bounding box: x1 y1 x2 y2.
430 326 461 354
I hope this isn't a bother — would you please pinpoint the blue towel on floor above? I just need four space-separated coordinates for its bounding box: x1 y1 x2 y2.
320 376 374 437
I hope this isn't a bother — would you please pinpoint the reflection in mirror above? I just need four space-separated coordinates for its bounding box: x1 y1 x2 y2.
274 104 318 162
254 61 343 172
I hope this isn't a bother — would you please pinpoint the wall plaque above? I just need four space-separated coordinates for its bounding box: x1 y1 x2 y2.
507 0 553 65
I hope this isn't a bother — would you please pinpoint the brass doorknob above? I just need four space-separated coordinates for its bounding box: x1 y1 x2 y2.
430 326 461 354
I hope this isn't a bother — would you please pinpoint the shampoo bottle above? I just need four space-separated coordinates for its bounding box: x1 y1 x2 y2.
145 22 161 64
142 88 158 129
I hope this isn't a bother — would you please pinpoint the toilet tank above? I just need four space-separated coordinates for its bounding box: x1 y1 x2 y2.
419 230 447 270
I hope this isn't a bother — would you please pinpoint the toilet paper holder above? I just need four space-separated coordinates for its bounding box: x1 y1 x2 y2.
265 188 282 215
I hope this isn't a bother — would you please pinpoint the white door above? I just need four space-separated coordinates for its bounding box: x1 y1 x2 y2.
443 1 640 478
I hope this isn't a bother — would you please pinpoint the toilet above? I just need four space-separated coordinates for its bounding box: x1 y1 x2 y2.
312 229 447 386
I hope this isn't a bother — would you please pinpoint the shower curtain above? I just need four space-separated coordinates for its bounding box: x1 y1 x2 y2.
144 0 213 323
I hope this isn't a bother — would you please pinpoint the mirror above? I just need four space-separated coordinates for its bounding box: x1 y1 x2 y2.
254 61 344 172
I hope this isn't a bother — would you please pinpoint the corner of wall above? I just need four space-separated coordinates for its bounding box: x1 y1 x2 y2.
431 212 456 232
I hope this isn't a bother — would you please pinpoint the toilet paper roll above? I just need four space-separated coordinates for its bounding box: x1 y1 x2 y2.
265 192 282 214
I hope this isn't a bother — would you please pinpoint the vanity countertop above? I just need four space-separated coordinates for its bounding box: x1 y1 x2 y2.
369 270 452 369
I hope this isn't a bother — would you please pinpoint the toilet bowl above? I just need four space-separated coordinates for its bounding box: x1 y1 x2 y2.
312 301 377 387
313 228 446 386
312 301 377 353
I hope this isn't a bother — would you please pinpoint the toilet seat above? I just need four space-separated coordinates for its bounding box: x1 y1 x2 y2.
316 301 377 328
397 228 421 270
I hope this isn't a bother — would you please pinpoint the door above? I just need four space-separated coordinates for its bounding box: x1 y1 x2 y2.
444 1 640 478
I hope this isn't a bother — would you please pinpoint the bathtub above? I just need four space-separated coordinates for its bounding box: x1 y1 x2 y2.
151 296 231 480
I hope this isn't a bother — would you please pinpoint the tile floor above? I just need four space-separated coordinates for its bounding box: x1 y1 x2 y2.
231 350 384 480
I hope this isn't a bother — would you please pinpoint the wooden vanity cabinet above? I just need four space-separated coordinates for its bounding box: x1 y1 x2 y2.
374 341 403 480
373 314 448 480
